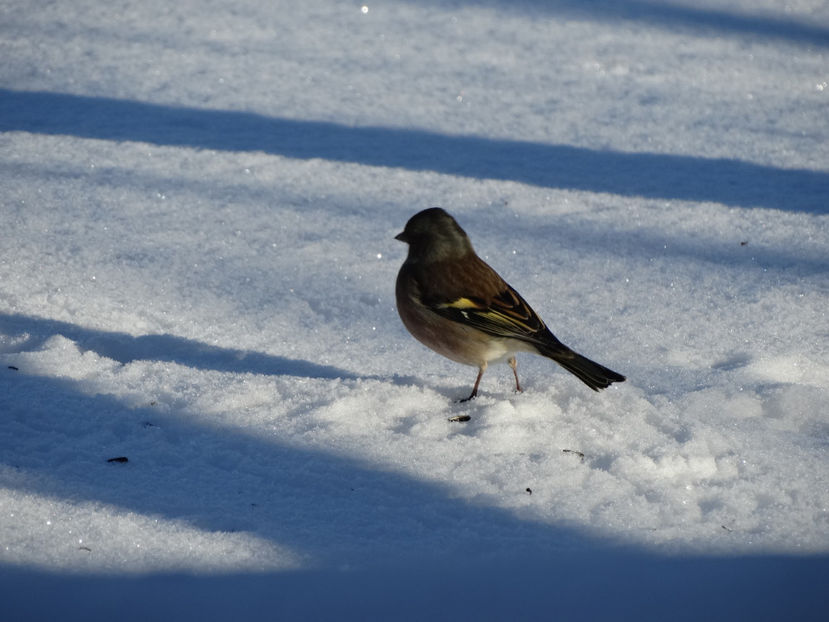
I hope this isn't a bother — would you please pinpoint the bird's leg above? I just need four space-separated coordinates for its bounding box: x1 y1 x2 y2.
508 356 522 393
459 363 486 402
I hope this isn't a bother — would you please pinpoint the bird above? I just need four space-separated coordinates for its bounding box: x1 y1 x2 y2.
394 207 625 401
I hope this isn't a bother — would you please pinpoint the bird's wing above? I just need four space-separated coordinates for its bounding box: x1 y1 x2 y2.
427 286 548 341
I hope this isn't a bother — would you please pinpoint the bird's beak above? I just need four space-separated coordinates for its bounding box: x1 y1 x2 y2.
395 231 408 242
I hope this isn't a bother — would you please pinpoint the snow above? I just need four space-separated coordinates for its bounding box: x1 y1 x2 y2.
1 0 828 618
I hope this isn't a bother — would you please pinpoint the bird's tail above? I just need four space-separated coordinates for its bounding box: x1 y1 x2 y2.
536 341 625 391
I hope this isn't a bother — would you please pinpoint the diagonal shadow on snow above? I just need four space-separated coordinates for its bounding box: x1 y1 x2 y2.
1 339 827 619
1 554 828 621
0 313 358 380
0 353 606 568
411 0 829 48
1 89 827 214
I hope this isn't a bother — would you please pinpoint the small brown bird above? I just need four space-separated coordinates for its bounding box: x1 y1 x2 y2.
395 207 625 401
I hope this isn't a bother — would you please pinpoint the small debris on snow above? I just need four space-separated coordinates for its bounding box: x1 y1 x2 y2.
563 449 585 463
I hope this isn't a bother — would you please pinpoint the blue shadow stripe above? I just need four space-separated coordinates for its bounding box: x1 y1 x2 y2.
2 89 826 213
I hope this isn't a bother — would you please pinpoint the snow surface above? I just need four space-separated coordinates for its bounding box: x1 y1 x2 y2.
1 0 828 619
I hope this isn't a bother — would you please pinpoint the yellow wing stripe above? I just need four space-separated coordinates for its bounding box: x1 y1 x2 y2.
438 297 485 310
430 289 548 340
475 309 537 334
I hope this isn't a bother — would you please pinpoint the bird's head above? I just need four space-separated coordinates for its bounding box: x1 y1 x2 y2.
395 207 473 263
